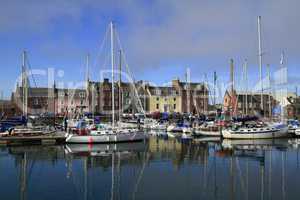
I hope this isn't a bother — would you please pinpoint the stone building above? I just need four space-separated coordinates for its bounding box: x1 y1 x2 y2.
12 78 209 116
12 86 88 116
87 78 208 115
285 95 300 119
223 89 278 117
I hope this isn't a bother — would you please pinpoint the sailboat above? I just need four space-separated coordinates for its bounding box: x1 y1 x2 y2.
222 16 288 139
66 22 147 144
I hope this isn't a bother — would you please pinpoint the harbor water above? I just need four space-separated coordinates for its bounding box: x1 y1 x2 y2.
1 135 300 200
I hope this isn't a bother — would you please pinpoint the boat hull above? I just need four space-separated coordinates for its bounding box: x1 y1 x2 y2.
222 128 289 139
66 132 147 144
194 129 221 137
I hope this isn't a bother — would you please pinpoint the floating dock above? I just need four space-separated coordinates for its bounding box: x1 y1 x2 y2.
0 132 66 146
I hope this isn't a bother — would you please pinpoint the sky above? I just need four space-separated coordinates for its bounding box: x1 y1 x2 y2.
0 0 300 102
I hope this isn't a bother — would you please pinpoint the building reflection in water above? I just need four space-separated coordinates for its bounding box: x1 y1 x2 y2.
4 136 300 200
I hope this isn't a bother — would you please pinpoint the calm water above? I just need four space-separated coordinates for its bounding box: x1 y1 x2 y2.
1 136 300 200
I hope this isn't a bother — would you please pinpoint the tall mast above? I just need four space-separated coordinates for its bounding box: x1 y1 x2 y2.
186 68 190 113
213 71 217 107
22 50 28 117
230 59 235 117
258 16 264 115
244 59 248 115
110 22 115 126
280 51 286 121
1 90 3 115
267 64 272 118
85 54 90 112
118 50 122 121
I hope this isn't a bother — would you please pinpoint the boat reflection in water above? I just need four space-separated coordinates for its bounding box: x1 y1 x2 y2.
2 136 300 200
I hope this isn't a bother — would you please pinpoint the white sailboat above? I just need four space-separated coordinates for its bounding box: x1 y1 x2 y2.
66 22 147 144
194 121 221 137
222 16 288 139
222 125 288 139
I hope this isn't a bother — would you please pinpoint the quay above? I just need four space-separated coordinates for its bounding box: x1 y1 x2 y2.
0 132 66 146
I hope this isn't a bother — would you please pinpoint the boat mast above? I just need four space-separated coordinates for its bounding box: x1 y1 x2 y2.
85 54 90 113
213 71 217 107
118 50 122 121
244 59 248 115
267 64 272 119
22 50 28 117
110 21 115 127
258 16 264 116
1 90 3 115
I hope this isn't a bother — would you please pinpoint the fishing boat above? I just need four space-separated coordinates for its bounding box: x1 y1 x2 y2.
65 22 147 144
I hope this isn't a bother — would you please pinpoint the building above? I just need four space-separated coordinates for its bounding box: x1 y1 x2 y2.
223 90 278 117
146 79 208 114
12 78 209 116
12 86 88 116
0 100 16 117
87 78 147 115
87 78 208 115
285 94 300 119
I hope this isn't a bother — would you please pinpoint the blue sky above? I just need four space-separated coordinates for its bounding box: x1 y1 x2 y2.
1 0 300 101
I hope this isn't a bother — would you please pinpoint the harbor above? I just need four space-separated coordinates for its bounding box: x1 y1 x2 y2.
1 1 300 199
0 136 300 199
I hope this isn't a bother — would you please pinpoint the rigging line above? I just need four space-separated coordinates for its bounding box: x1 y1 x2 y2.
25 55 38 88
99 53 111 80
115 30 145 115
92 24 110 79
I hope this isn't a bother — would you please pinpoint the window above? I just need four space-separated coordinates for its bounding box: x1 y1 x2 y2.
156 97 159 101
81 100 84 105
61 101 64 105
155 89 161 95
34 99 39 105
174 98 176 101
174 104 176 109
156 104 159 109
